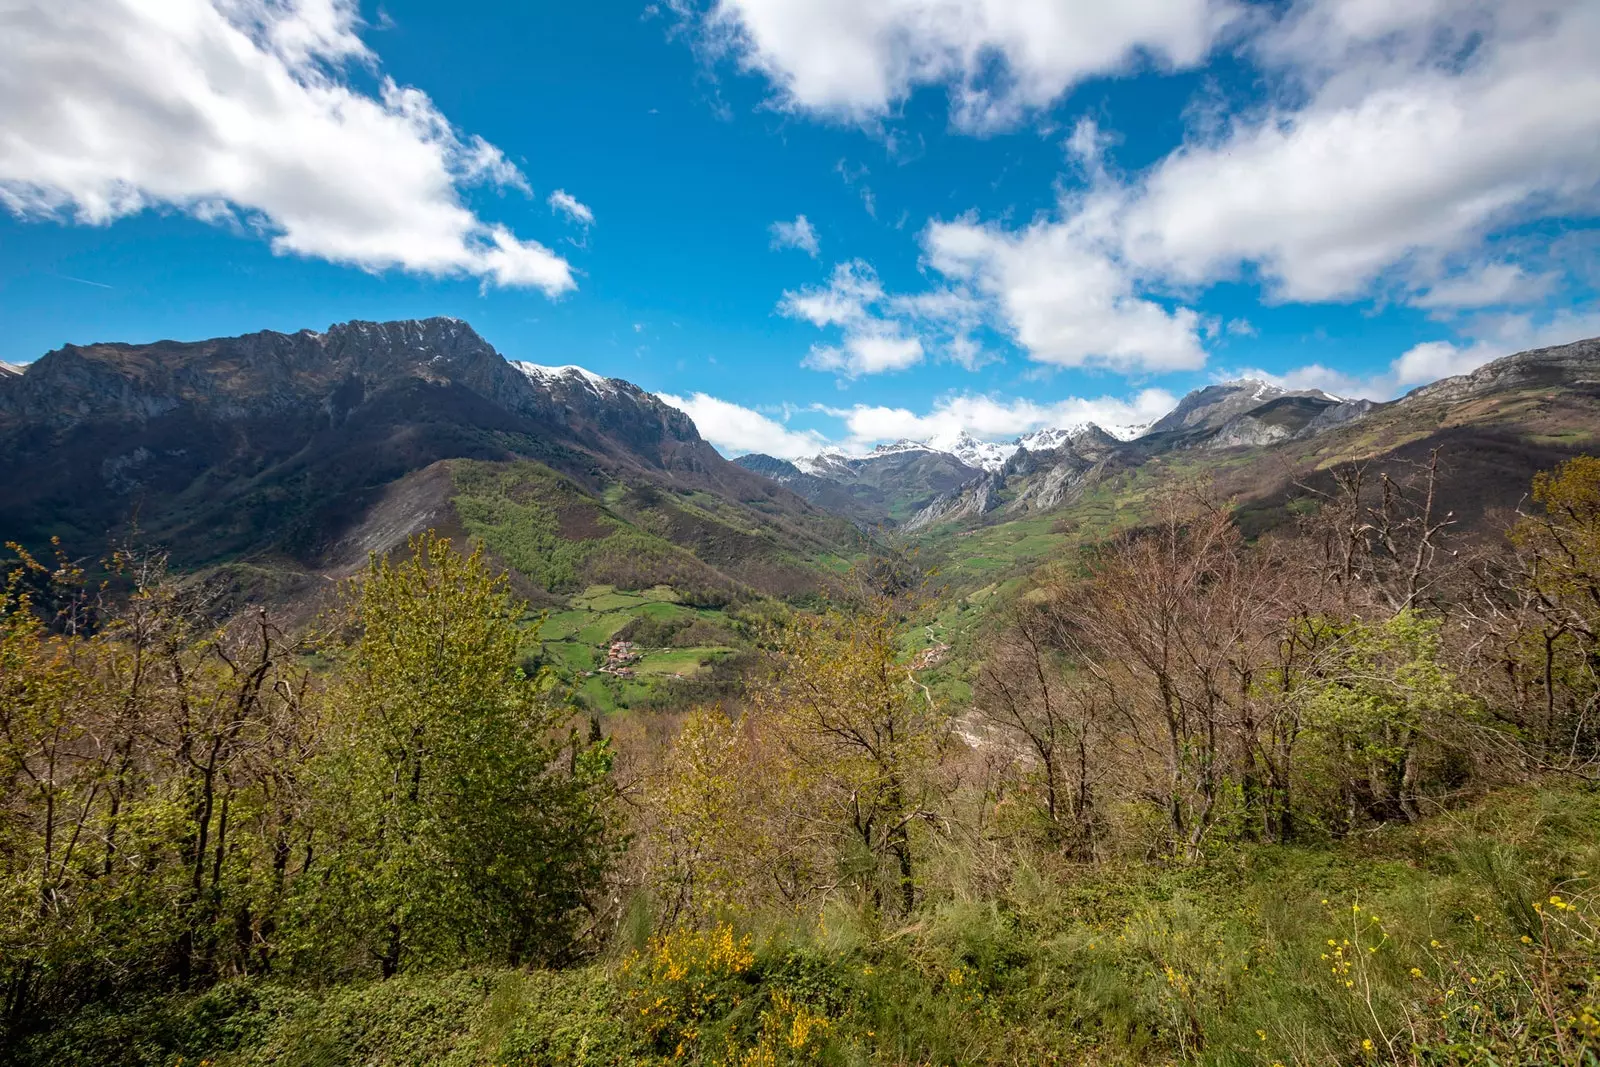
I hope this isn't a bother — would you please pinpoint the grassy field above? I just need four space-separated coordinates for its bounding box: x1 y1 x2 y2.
524 584 744 713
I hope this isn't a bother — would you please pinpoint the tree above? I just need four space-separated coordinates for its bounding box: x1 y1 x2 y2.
308 532 614 976
1481 455 1600 772
1049 500 1292 859
976 600 1115 858
1 545 316 1024
1299 610 1475 828
752 597 945 915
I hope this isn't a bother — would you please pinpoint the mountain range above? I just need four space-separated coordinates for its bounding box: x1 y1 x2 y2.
0 318 862 609
3 318 1598 615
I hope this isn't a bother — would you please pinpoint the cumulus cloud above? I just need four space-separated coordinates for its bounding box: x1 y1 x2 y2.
1409 263 1555 311
548 189 594 226
769 214 819 257
922 206 1208 373
0 0 575 295
657 391 831 459
1118 0 1600 303
780 260 945 376
804 334 924 376
677 0 1236 131
826 0 1600 378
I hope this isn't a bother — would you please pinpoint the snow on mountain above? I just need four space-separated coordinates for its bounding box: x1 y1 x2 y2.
792 450 853 477
788 419 1154 477
511 361 616 396
922 429 1016 472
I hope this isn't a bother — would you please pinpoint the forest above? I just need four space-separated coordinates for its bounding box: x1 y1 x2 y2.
3 453 1598 1066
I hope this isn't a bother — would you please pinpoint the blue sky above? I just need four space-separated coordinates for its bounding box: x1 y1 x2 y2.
2 0 1597 458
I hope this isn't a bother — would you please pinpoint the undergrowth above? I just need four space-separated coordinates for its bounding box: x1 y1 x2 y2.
11 784 1600 1067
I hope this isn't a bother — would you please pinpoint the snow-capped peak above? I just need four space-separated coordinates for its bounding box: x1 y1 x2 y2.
512 361 615 396
923 428 1017 472
871 438 936 457
792 450 851 476
1016 426 1080 452
0 361 23 378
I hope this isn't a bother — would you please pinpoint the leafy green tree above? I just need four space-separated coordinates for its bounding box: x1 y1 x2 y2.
305 532 614 976
1301 610 1474 828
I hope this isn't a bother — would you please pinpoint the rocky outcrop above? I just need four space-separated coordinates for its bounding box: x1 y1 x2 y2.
1403 337 1600 405
903 470 1004 530
1295 397 1378 438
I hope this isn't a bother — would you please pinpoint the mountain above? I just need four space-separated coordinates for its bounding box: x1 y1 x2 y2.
736 423 1139 526
921 430 1015 472
903 423 1120 531
0 317 864 605
898 338 1600 535
1142 379 1339 436
735 444 983 526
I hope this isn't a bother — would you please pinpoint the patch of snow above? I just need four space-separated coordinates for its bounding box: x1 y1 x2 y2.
1016 426 1091 452
924 428 1017 472
1105 420 1150 441
512 361 615 396
793 450 851 476
0 361 24 378
871 438 937 457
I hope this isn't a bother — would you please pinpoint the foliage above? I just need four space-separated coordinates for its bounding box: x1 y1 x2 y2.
12 456 1600 1066
295 533 616 975
1 532 616 1043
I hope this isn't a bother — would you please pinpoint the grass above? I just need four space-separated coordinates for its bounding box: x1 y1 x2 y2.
19 783 1600 1066
631 646 734 677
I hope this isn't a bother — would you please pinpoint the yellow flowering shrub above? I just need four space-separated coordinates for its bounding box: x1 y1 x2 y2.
621 924 756 1057
620 924 840 1065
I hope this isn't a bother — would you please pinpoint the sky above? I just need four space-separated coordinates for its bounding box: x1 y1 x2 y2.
1 0 1598 459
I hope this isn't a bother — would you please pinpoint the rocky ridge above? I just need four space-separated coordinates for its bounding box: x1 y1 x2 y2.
0 318 858 596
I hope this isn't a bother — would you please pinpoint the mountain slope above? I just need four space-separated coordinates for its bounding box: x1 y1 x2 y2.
899 338 1600 537
735 444 982 525
0 318 864 603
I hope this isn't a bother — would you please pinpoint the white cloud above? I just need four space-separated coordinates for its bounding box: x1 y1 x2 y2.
923 206 1208 373
769 214 819 257
657 391 831 459
0 0 575 295
1119 0 1600 303
1410 263 1555 310
1389 341 1490 386
780 259 937 376
548 189 595 226
780 259 883 328
681 0 1237 131
803 333 924 375
840 0 1600 379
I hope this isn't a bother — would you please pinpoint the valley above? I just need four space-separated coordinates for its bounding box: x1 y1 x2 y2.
4 320 1598 718
6 319 1600 1067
